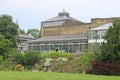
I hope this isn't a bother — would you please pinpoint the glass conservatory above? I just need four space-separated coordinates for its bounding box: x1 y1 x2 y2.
88 23 112 52
28 34 88 53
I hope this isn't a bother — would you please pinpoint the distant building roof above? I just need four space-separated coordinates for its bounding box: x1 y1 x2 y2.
42 10 83 27
19 34 35 39
30 34 87 43
90 23 113 31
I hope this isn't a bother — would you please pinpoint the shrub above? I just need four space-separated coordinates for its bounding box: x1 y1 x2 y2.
44 58 52 67
78 53 96 73
57 57 68 63
49 51 74 60
0 56 3 64
49 51 60 58
40 52 49 59
0 60 11 71
12 52 24 64
14 64 23 71
49 57 80 73
24 51 41 66
92 60 120 75
11 51 41 70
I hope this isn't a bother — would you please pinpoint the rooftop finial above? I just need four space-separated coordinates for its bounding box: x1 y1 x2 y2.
63 9 65 12
59 9 69 17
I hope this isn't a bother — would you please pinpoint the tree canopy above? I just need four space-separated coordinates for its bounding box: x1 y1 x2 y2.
0 15 18 47
0 34 12 59
27 28 40 39
100 19 120 63
19 29 25 34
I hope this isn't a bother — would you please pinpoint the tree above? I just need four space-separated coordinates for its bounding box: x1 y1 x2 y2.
0 15 18 47
19 29 25 34
27 29 40 39
0 34 12 59
100 19 120 63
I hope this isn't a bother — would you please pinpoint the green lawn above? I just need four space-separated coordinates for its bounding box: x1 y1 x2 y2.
0 71 120 80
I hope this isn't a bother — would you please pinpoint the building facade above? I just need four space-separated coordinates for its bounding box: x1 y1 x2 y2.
88 23 113 53
29 11 118 53
18 34 35 52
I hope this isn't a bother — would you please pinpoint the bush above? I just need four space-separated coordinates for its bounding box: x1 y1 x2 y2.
49 52 74 60
44 58 52 67
78 53 96 73
11 51 41 69
13 52 24 64
57 57 68 63
24 51 41 66
49 57 80 73
92 60 120 75
0 56 3 64
40 52 49 59
14 64 23 71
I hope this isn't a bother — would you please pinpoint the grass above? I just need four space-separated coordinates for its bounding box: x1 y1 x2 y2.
0 71 120 80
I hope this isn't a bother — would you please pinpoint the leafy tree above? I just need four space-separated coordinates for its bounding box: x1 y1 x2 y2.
0 34 12 59
27 29 40 39
19 29 25 34
0 15 18 47
100 19 120 63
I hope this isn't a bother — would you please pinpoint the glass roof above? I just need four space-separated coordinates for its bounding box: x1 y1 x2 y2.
90 23 113 31
30 34 87 43
42 20 64 27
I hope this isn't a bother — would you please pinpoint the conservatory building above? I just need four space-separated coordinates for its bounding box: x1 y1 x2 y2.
28 10 117 53
29 34 87 53
88 23 113 52
29 11 88 53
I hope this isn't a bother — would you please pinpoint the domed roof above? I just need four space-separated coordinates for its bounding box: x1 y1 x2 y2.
44 10 80 22
42 10 82 27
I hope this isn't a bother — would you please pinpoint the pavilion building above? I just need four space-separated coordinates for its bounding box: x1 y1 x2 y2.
28 10 118 53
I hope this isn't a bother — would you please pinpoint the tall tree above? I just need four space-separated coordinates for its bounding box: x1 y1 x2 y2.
0 34 12 59
0 15 18 47
100 19 120 63
27 29 40 39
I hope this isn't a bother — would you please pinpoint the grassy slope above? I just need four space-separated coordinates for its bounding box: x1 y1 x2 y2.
0 71 120 80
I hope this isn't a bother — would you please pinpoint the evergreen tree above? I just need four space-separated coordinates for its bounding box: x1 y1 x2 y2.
100 19 120 63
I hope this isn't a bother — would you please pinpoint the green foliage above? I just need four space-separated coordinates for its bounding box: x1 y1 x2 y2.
0 55 3 63
40 52 49 59
100 19 120 63
57 57 68 63
12 51 41 69
0 34 12 59
27 28 40 39
19 29 25 34
78 53 96 71
0 15 18 47
49 51 74 60
24 51 41 66
13 52 24 64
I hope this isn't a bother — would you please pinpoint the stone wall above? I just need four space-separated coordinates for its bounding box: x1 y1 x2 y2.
41 17 119 37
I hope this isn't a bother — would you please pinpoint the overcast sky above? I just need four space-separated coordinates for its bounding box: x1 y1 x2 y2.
0 0 120 32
